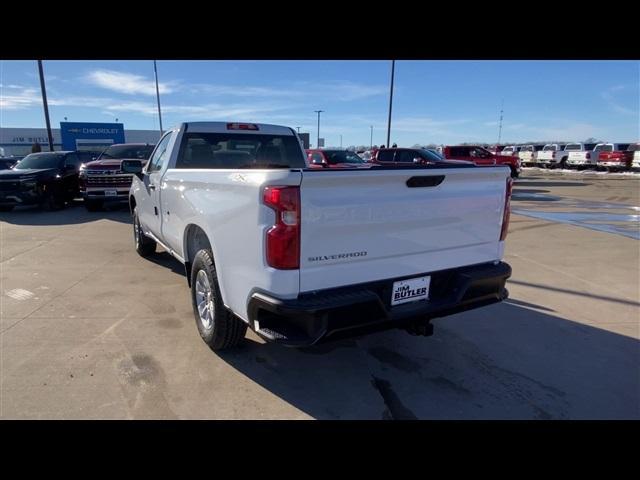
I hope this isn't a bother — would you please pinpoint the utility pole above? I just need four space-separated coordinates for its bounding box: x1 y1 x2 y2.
370 125 373 149
314 110 324 148
497 99 504 146
386 60 395 147
296 126 301 133
37 60 54 152
153 60 164 136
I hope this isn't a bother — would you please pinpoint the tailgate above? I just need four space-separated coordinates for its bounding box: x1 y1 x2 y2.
298 167 509 292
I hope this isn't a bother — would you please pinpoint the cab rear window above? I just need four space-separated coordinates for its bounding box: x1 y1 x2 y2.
175 132 306 169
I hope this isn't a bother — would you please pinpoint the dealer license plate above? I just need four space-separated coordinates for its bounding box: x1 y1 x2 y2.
391 276 430 306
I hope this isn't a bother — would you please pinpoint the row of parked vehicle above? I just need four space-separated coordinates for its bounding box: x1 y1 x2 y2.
307 144 522 178
0 144 154 212
494 142 640 172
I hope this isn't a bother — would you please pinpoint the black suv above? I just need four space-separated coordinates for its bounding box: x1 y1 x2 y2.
0 151 87 211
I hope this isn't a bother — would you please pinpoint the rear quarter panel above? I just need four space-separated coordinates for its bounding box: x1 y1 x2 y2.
159 168 303 321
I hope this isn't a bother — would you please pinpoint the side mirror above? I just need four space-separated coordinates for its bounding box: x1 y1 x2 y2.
91 156 97 161
122 159 143 178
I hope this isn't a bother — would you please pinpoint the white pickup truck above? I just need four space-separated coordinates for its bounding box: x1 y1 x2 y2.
565 143 598 169
124 122 512 350
536 143 568 168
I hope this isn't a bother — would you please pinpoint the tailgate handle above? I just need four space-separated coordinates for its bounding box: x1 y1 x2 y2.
406 175 445 188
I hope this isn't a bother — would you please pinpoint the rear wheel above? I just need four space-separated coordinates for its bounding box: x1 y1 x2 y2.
133 207 156 257
191 249 247 351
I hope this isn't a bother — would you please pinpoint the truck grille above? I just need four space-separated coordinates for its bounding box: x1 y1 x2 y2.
86 174 133 188
0 181 21 191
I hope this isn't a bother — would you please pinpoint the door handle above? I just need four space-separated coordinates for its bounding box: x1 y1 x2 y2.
149 184 157 191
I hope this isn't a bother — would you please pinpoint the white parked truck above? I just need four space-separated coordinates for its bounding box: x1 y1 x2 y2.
125 122 512 350
565 143 598 169
536 143 568 168
517 145 539 167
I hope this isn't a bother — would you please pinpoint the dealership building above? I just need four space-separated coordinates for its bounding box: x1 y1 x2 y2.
0 122 161 157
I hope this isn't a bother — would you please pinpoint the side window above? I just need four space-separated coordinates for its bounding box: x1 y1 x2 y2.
377 150 395 163
147 133 173 173
397 150 417 163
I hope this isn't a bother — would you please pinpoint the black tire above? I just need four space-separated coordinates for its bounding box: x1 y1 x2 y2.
510 167 519 178
132 207 156 257
85 199 103 211
0 205 14 212
190 249 247 351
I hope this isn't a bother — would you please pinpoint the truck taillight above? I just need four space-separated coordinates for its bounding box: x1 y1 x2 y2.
263 186 300 269
500 177 513 242
586 152 591 159
552 151 556 158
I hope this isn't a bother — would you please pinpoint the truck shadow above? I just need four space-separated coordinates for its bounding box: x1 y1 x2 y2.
215 302 639 419
0 201 131 226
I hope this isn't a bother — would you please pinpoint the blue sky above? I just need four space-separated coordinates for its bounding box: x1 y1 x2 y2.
1 60 638 147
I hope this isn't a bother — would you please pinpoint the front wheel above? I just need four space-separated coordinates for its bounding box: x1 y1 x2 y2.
190 249 247 351
133 207 156 257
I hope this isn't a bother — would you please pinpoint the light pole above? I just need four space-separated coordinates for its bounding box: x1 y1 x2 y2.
386 60 395 147
37 60 54 152
153 60 164 136
340 135 342 148
314 110 324 148
296 126 301 134
370 125 373 149
497 99 504 146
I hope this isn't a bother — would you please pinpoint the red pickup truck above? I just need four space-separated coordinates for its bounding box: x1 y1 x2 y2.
595 143 631 172
442 145 521 178
79 143 155 211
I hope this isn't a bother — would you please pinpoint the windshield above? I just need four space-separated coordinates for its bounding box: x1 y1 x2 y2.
627 143 640 152
594 144 613 152
543 145 557 151
323 150 366 164
99 144 155 160
564 144 582 151
14 153 64 170
503 147 514 152
521 146 534 152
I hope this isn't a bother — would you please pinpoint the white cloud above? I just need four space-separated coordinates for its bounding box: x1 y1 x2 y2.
86 69 174 96
0 86 42 109
190 81 387 102
601 85 638 116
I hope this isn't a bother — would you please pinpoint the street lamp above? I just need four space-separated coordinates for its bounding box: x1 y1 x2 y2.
386 60 395 147
370 125 373 149
314 110 324 148
340 135 342 148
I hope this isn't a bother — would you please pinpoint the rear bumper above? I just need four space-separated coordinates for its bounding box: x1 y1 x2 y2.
247 261 511 347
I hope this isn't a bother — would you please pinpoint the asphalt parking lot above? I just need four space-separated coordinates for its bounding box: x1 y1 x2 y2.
1 168 638 419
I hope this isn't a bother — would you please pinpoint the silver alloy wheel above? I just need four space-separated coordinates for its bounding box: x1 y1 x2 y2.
195 270 215 331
